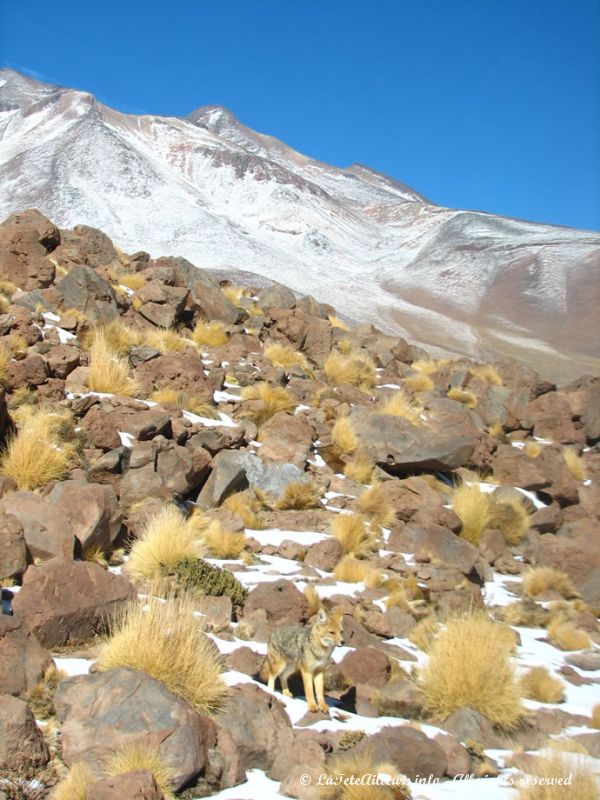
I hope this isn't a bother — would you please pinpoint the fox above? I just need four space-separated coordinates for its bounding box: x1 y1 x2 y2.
261 606 344 713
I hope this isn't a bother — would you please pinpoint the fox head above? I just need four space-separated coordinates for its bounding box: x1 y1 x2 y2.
314 606 344 648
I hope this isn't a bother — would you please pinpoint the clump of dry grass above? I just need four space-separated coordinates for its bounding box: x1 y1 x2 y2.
354 483 396 528
521 567 578 600
0 408 75 490
104 743 175 800
321 751 412 800
0 344 9 385
417 611 524 729
379 390 422 424
125 504 204 583
331 415 359 454
263 341 312 373
84 319 142 356
269 480 323 510
333 555 371 583
343 450 375 484
323 350 377 392
240 382 296 424
221 284 249 308
150 388 218 418
96 593 229 716
411 359 439 375
591 704 600 729
470 364 503 385
501 600 550 628
119 272 146 291
520 666 565 703
331 513 378 558
488 494 531 545
452 483 491 544
513 748 599 800
448 387 478 408
562 448 586 481
83 544 109 568
546 619 591 651
328 314 350 331
200 520 247 559
408 615 440 652
488 421 505 439
27 663 67 719
144 327 186 353
404 372 434 392
222 491 263 529
87 329 138 396
523 440 542 458
192 319 228 347
53 761 95 800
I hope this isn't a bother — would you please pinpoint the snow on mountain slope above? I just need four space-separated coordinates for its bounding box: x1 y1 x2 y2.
1 68 599 382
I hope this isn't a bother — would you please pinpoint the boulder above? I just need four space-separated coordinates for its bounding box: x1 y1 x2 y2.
244 579 307 624
216 683 293 778
55 667 215 791
45 344 81 378
257 284 296 310
0 614 52 698
197 450 308 509
13 558 135 647
304 537 343 572
54 224 121 270
563 375 600 443
0 694 49 771
6 353 49 389
338 647 391 688
57 265 118 324
388 522 480 576
47 480 122 554
440 706 502 748
528 392 584 445
225 647 265 678
257 412 314 469
86 771 165 800
268 307 332 366
352 725 447 780
0 209 58 290
0 491 75 560
133 352 217 396
0 511 27 578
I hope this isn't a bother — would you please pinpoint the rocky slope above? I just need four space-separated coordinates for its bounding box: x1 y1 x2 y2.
0 209 599 799
1 69 599 383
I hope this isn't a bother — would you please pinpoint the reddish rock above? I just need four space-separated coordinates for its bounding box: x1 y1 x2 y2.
304 537 342 572
492 445 550 489
0 511 27 578
244 579 307 624
225 647 265 678
57 264 118 325
0 491 75 560
434 733 471 778
134 352 215 396
13 558 135 647
55 668 215 791
339 647 391 688
0 694 49 770
86 770 165 800
381 477 444 522
6 353 48 389
0 209 58 290
388 522 480 576
47 480 122 554
257 412 314 469
528 392 584 445
352 725 447 780
0 614 52 698
45 344 81 378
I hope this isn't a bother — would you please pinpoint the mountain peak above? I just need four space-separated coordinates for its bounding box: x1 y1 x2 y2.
186 105 240 131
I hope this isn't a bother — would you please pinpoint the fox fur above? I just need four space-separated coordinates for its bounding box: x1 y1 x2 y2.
261 606 344 713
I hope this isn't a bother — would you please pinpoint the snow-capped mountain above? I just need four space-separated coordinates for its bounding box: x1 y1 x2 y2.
1 68 599 381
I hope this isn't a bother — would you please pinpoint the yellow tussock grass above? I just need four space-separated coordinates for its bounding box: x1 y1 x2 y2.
27 663 67 719
411 359 438 375
328 314 350 330
343 450 375 484
337 337 353 355
96 593 229 716
240 382 296 424
126 504 204 583
591 704 600 729
521 567 578 600
192 319 228 347
53 761 95 800
272 480 323 510
222 491 263 529
104 743 175 800
379 390 422 424
331 513 378 558
323 350 377 392
144 327 186 353
84 319 142 356
221 284 249 308
452 483 490 544
471 364 503 385
418 611 524 729
525 440 543 458
201 519 247 559
263 340 312 373
331 415 359 454
4 332 28 359
354 483 396 529
409 615 439 652
513 748 599 800
562 447 586 481
333 555 371 583
119 272 146 291
321 752 411 800
150 388 218 417
385 588 411 611
448 387 478 408
0 408 75 490
87 329 138 396
83 545 109 569
547 619 591 651
404 372 434 392
488 494 530 545
488 421 504 439
520 666 565 703
0 345 9 385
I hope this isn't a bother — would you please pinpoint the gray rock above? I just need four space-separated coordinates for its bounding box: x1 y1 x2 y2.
57 264 118 324
0 512 27 579
0 695 49 770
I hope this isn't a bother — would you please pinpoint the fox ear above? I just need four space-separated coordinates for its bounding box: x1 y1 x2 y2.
317 607 327 624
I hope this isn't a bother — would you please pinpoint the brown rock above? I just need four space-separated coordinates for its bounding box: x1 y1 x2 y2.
0 210 58 290
134 352 214 397
434 733 471 778
563 375 600 442
0 694 49 770
440 707 502 747
55 667 215 791
45 344 81 378
225 647 265 678
6 353 48 389
57 264 118 325
47 480 122 555
0 614 52 698
257 412 314 469
528 392 584 445
0 511 27 578
13 558 135 647
0 491 75 560
339 647 391 688
388 522 479 576
352 725 447 780
244 579 307 624
492 444 550 489
86 770 165 800
304 537 342 572
381 477 443 521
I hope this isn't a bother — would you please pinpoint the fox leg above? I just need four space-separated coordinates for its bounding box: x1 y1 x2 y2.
300 668 319 713
314 671 329 713
279 665 296 698
266 650 286 693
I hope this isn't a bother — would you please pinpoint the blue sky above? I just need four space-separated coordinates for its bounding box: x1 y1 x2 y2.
1 0 599 231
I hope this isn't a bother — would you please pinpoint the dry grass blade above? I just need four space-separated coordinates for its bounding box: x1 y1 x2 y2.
323 350 377 392
343 450 375 484
52 762 95 800
470 363 503 385
87 328 138 396
144 327 186 353
192 319 228 347
488 494 530 545
333 554 371 583
331 513 378 558
562 447 586 481
521 567 578 600
379 390 422 424
201 520 247 558
96 593 229 716
263 340 312 373
240 381 296 424
354 483 396 528
150 388 219 417
447 387 478 408
546 619 591 651
452 483 490 544
520 666 565 703
222 490 263 529
513 748 599 799
104 742 175 799
272 480 323 510
331 415 359 455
